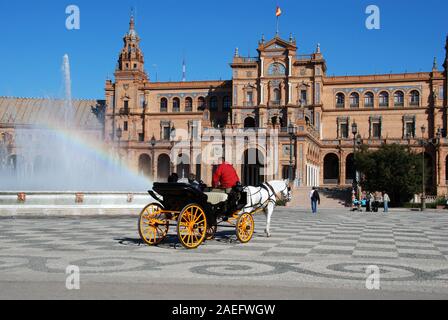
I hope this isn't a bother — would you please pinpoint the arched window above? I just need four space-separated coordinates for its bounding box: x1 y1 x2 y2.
198 97 206 110
350 93 359 108
410 90 420 106
223 96 231 111
185 97 193 112
379 91 389 107
210 96 218 110
160 98 168 112
336 93 345 108
173 98 180 112
138 154 152 178
364 92 374 108
394 91 404 107
268 63 286 76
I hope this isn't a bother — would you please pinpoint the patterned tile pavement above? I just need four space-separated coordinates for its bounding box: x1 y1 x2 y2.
1 208 448 298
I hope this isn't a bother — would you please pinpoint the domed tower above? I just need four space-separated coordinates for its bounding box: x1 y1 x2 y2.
115 15 148 81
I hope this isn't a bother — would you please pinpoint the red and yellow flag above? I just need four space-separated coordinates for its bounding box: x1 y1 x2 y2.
276 6 282 17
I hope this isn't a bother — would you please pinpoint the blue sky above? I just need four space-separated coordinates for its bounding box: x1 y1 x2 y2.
0 0 446 99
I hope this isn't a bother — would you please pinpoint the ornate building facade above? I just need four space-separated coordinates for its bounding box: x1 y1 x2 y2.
103 17 448 194
1 16 447 195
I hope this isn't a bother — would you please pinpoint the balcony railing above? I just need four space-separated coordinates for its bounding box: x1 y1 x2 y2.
296 54 313 61
241 57 259 62
233 57 260 63
243 101 255 107
119 108 130 115
269 100 281 107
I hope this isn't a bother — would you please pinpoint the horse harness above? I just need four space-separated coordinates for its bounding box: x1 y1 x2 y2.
244 182 288 210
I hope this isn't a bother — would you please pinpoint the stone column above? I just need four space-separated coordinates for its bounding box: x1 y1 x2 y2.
288 56 292 77
339 152 346 187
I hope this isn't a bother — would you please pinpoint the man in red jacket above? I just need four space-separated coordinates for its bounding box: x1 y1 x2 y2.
212 158 240 190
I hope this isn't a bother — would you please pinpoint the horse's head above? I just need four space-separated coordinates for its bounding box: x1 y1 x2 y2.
270 180 292 203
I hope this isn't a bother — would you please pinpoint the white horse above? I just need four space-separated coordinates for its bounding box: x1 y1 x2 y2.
241 180 292 238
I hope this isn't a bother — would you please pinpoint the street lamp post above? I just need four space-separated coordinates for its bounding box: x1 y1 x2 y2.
421 125 426 212
151 135 156 181
288 123 297 184
351 122 358 196
170 125 176 175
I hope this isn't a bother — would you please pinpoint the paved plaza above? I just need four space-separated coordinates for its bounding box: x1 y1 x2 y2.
0 208 448 299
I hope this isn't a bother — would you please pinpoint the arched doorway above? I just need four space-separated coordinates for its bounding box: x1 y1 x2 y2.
345 154 355 184
244 117 256 129
157 154 170 182
176 154 190 179
242 149 265 186
138 154 152 179
323 153 339 185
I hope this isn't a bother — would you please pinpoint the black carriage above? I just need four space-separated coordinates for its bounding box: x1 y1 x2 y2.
138 183 253 249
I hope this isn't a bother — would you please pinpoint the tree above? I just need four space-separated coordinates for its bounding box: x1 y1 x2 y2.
355 144 423 205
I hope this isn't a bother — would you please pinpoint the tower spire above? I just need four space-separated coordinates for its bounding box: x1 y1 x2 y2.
115 15 147 80
130 14 135 31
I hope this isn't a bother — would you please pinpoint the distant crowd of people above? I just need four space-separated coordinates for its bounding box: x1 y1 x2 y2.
353 191 391 213
309 188 391 215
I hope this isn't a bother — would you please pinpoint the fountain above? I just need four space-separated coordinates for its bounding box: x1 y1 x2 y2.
0 55 154 214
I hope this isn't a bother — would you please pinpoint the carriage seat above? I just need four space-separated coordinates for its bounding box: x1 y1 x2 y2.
204 192 229 205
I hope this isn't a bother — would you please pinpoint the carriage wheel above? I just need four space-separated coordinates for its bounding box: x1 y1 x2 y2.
236 213 255 243
138 203 169 246
177 204 207 249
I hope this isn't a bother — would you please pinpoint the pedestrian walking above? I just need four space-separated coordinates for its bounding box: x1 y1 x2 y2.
383 192 390 213
368 192 375 212
310 187 321 214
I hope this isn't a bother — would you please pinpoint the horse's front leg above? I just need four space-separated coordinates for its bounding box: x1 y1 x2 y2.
264 203 275 238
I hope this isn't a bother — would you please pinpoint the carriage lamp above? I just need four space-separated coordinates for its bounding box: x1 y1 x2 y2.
351 122 358 136
150 135 156 148
288 123 297 136
356 134 362 146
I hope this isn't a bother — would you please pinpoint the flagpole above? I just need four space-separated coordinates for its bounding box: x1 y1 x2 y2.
276 16 279 36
